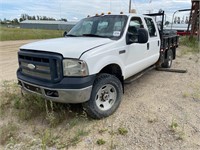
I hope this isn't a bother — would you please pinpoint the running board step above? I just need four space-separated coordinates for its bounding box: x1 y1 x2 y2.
124 65 156 84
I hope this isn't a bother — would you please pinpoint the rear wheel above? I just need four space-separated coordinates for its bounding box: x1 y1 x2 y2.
162 49 173 68
83 73 123 119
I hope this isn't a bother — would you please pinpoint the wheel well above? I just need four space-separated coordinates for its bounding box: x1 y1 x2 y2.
99 64 124 91
99 64 122 78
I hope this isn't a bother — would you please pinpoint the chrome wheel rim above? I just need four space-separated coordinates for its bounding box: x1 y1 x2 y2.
95 84 117 111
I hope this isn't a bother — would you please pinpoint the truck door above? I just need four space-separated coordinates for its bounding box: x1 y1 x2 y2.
124 17 150 79
144 17 160 62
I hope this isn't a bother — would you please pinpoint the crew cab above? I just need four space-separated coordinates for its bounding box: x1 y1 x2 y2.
17 11 179 119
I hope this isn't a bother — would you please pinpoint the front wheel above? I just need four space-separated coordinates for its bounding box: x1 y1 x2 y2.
83 73 123 119
162 49 173 68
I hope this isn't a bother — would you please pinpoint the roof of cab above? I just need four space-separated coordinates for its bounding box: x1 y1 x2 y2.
88 13 151 19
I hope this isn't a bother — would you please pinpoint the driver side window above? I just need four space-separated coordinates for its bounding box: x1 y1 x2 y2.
128 17 143 42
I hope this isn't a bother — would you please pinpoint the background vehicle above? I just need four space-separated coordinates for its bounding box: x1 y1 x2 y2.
17 11 179 119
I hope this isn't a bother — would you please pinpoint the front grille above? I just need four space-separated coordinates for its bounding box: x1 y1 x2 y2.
18 50 63 82
22 69 51 80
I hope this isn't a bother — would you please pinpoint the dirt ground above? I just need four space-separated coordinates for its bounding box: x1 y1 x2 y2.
0 40 200 149
0 40 39 82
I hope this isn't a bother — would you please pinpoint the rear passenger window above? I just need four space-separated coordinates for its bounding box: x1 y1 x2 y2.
144 18 157 37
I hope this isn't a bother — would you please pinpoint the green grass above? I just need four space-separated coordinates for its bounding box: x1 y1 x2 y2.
0 80 89 125
0 26 64 41
96 139 106 145
69 129 89 146
0 81 90 148
0 122 19 145
118 127 128 135
179 36 199 53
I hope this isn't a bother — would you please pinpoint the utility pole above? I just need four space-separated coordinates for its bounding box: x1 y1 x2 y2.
129 0 131 13
187 0 199 39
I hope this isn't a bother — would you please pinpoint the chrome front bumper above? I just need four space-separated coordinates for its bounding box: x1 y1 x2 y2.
19 80 92 103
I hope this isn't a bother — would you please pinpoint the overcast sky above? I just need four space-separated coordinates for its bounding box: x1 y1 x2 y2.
0 0 191 21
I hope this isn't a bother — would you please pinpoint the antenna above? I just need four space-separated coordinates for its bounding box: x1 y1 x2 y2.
147 0 152 14
110 0 111 12
59 2 61 20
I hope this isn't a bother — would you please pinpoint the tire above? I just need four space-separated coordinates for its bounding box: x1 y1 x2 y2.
83 73 123 119
162 49 173 68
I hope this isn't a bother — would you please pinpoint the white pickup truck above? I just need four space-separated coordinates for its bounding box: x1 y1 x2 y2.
17 12 179 119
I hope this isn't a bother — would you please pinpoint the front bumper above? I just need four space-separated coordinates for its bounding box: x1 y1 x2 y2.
19 79 92 103
17 70 96 103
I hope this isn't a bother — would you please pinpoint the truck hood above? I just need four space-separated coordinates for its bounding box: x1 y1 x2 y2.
20 37 113 58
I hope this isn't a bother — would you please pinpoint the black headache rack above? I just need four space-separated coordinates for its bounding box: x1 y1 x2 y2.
18 50 63 83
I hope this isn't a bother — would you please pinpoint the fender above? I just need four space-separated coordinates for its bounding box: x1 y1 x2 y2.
88 55 125 76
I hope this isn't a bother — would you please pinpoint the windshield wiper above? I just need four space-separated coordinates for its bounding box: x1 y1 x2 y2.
65 34 78 37
82 34 108 38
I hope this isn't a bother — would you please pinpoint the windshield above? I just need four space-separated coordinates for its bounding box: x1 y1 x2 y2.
67 15 128 40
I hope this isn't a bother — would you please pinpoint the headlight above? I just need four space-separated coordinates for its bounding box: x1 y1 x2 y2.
63 59 89 76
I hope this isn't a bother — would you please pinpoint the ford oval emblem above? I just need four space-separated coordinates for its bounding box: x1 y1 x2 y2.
27 64 36 70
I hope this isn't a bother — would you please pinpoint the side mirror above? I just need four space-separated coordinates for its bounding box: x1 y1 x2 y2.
126 32 135 45
63 31 67 37
126 28 149 45
138 28 149 43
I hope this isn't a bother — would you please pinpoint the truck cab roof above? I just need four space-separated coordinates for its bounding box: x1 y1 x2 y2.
87 13 152 19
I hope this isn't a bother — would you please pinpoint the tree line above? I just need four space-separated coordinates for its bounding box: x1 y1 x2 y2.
0 14 67 25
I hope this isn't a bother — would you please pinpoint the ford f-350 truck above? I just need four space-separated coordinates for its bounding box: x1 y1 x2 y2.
17 11 179 119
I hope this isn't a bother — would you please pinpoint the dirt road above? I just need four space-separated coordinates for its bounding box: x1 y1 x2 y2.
0 40 199 149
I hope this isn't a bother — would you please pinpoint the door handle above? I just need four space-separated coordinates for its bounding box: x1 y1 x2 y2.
147 43 149 50
119 50 126 54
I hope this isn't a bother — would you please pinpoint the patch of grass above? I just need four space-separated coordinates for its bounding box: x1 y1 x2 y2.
182 87 200 101
118 127 128 135
147 114 158 124
0 81 93 149
1 81 90 129
0 26 64 41
182 92 190 98
176 131 185 140
67 117 80 129
169 118 186 140
148 118 158 123
96 139 106 145
45 100 67 128
108 130 116 136
179 36 199 54
0 122 19 145
170 119 178 132
16 94 46 121
1 81 69 125
40 129 59 149
98 128 108 134
69 129 89 146
0 81 20 116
